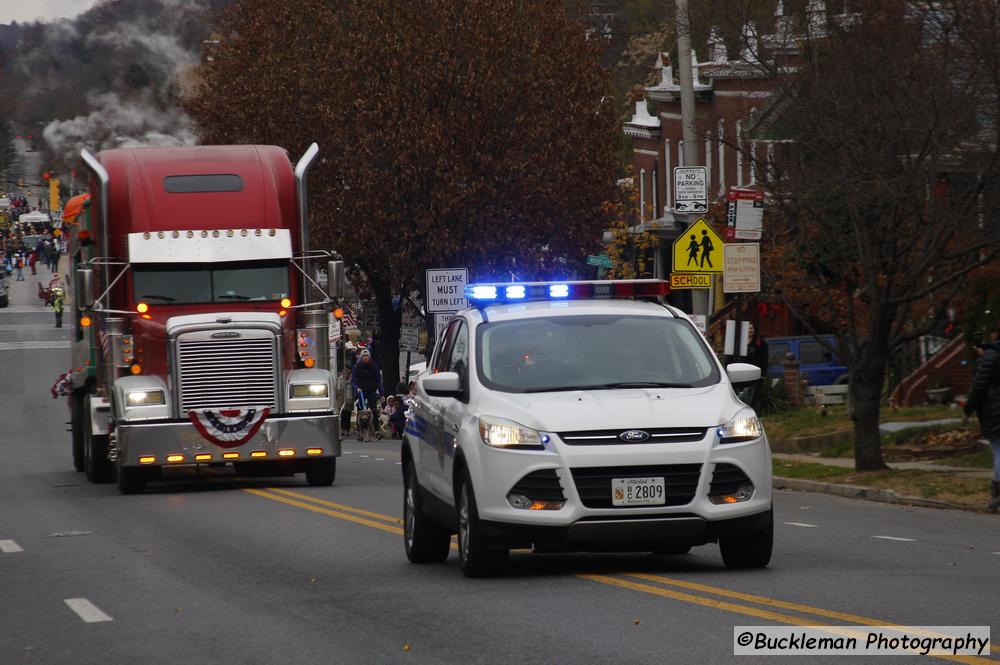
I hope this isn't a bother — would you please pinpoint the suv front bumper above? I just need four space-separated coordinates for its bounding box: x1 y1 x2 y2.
478 508 772 551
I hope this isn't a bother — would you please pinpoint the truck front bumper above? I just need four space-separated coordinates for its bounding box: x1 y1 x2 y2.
115 412 340 467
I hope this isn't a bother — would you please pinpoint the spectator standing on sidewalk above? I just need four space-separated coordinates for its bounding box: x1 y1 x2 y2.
963 328 1000 513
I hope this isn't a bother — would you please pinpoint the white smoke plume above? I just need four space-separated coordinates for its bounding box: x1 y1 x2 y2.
43 91 198 162
36 0 219 162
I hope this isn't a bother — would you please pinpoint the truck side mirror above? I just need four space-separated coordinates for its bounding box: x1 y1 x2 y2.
327 260 345 300
76 267 95 308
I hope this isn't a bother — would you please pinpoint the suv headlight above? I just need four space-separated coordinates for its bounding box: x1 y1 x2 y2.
478 416 546 450
290 383 329 398
718 411 763 444
126 390 165 406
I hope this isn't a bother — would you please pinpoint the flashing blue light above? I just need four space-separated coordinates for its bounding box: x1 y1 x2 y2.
541 434 551 444
549 284 570 298
505 285 526 299
470 285 497 300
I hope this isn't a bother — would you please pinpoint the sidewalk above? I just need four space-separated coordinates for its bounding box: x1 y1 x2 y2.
774 452 992 479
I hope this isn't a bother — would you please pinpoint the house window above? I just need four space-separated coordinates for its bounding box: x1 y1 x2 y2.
652 165 658 218
639 168 646 221
664 139 672 214
717 120 726 197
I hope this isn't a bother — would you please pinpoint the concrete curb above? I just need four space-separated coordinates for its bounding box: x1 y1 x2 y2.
773 476 968 511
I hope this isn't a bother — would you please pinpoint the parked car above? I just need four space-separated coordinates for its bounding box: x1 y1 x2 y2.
766 335 848 386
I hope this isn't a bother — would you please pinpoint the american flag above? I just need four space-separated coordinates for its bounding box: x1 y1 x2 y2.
340 305 358 328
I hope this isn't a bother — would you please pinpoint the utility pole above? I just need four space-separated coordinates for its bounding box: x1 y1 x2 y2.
675 0 710 320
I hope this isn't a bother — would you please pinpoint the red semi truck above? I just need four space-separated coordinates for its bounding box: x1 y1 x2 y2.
65 144 344 494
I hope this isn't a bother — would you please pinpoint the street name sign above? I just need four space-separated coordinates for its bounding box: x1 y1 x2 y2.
727 188 764 240
672 218 724 273
674 167 708 213
723 243 761 293
586 254 613 268
425 268 468 313
670 272 711 289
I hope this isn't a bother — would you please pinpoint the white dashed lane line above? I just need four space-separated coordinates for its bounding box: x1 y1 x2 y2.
784 522 819 528
0 539 23 553
64 598 113 623
873 536 917 542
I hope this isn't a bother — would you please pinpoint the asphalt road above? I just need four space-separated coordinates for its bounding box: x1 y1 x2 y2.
1 276 999 664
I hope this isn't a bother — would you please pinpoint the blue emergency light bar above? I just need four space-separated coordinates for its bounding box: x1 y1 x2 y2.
464 279 670 305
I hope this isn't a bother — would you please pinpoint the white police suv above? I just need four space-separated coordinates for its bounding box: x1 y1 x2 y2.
402 280 772 577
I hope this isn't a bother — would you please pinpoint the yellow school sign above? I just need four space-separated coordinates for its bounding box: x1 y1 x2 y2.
672 218 724 273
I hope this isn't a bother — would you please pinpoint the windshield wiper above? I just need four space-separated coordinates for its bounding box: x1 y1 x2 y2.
138 294 175 302
601 382 694 389
216 294 251 300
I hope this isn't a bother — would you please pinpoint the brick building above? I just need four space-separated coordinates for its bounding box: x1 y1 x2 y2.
622 1 859 335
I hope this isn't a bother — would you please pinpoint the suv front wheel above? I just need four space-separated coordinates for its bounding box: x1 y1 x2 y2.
719 509 773 569
403 461 451 563
457 471 509 577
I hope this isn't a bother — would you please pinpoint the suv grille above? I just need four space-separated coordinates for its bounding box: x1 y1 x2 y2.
709 463 751 497
559 427 707 445
509 469 565 502
570 464 702 508
177 335 278 411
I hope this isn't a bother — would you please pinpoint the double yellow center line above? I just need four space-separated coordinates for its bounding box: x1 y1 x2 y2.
245 487 997 664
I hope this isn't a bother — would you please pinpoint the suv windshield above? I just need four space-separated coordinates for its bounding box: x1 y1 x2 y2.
132 261 290 304
476 314 720 393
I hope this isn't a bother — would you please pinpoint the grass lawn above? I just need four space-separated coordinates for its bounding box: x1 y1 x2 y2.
763 404 957 441
930 448 994 469
773 458 992 508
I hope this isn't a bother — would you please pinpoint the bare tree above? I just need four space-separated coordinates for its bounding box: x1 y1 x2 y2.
697 0 1000 469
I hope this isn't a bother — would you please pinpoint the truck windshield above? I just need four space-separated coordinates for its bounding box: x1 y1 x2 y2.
132 261 290 304
476 314 720 393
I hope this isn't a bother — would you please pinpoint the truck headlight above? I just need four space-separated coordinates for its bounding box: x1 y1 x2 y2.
478 416 545 450
718 411 763 444
290 383 328 398
126 390 165 406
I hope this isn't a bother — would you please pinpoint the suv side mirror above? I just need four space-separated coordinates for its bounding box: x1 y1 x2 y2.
726 363 761 387
327 260 345 300
421 371 462 397
76 267 95 308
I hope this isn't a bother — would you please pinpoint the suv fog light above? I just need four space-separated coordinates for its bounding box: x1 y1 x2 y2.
506 493 564 510
709 483 755 505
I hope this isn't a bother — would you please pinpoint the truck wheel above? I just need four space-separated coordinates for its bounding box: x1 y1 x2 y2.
117 461 147 495
403 461 451 563
719 510 773 569
83 405 113 484
305 457 336 486
457 472 508 577
71 392 85 472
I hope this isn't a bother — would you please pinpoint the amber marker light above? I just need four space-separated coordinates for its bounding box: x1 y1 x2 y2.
279 309 287 318
277 449 295 457
250 451 267 458
141 314 152 320
303 357 315 368
136 302 149 314
280 298 292 308
139 456 156 464
306 448 323 456
80 315 92 327
223 452 239 459
130 364 142 375
195 454 212 461
333 308 344 319
166 454 184 463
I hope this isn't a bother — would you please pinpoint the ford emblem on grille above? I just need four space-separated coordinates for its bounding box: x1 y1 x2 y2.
211 331 241 338
618 429 650 442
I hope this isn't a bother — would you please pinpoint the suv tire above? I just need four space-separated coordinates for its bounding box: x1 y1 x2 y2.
457 472 509 577
117 459 148 495
719 509 773 569
403 461 451 563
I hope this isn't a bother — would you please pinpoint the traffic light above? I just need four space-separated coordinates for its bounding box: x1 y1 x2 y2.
49 178 61 212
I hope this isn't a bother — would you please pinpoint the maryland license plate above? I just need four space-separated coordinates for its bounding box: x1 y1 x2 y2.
611 477 666 506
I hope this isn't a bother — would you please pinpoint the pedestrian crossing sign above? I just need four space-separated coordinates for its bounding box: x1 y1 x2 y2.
672 218 724 273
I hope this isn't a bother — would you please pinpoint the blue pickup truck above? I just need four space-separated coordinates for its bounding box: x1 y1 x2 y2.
766 335 849 386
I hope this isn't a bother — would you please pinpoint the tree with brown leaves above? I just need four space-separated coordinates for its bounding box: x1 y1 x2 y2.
186 0 619 385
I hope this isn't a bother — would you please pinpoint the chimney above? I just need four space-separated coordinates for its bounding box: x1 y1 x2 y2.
708 26 728 64
654 52 674 87
807 0 827 39
740 21 761 65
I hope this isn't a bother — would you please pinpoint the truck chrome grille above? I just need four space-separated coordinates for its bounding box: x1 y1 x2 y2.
177 334 278 412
